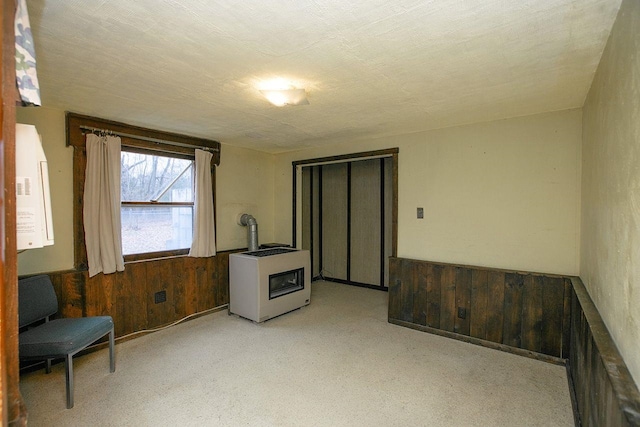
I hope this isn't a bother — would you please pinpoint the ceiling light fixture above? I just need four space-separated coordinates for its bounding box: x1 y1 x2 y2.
259 88 309 107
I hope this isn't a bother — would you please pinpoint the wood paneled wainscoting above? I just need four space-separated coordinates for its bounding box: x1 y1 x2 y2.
388 257 571 362
30 251 235 340
569 277 640 427
389 257 640 426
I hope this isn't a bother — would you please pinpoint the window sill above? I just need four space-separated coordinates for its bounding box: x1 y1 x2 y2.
123 249 190 264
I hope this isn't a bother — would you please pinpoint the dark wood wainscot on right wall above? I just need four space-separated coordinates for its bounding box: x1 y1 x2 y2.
388 257 640 427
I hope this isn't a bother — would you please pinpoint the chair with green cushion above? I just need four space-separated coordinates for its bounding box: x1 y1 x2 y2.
18 275 115 409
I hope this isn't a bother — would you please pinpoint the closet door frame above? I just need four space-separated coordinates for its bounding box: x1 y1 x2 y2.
292 148 398 288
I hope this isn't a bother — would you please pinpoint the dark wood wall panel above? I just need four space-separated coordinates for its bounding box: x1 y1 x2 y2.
469 269 488 340
521 275 542 353
486 271 505 343
390 258 640 426
388 257 571 361
32 251 235 341
425 263 441 328
388 257 401 320
193 256 216 312
439 265 457 333
48 273 84 319
413 263 428 326
116 264 147 336
503 273 524 349
569 277 640 427
541 277 564 358
398 258 415 323
454 267 471 335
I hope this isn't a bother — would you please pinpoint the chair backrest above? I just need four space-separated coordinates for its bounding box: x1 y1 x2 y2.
18 275 58 328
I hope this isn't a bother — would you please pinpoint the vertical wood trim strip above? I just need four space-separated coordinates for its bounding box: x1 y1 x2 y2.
391 153 398 257
318 166 323 274
2 1 23 419
309 166 314 275
72 146 88 269
292 164 297 246
346 163 351 282
379 158 385 288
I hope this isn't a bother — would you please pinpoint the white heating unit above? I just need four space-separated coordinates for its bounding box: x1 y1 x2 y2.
229 248 311 322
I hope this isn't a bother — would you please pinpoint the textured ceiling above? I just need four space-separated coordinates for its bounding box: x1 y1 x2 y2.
28 0 621 153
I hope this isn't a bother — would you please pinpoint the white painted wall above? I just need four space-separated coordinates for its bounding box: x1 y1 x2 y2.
275 109 582 276
581 0 640 386
15 107 275 275
215 145 274 251
17 107 582 279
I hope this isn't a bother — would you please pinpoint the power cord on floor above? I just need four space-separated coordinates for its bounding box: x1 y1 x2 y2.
19 304 229 372
112 304 228 343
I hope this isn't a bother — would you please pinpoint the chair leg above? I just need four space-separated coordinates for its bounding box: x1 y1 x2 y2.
46 358 52 374
65 354 74 409
109 327 115 373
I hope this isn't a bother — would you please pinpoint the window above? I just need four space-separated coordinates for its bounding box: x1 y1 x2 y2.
120 150 194 255
68 112 220 270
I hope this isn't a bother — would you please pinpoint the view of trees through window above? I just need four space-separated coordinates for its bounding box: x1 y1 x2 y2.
121 151 194 255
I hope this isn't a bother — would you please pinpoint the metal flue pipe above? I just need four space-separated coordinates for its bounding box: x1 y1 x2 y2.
239 214 259 251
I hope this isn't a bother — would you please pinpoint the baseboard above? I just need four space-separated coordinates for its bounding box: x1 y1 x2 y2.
388 318 566 366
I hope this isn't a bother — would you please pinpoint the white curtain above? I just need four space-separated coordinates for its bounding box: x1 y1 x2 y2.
189 149 216 257
84 134 124 277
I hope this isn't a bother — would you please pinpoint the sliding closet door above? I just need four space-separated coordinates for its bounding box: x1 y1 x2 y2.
301 157 393 289
321 163 348 281
383 157 393 286
302 166 312 265
350 159 382 285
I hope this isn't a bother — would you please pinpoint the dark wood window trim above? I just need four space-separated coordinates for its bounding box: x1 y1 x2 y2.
67 112 221 270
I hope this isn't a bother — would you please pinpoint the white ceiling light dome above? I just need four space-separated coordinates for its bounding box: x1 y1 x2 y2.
258 79 309 107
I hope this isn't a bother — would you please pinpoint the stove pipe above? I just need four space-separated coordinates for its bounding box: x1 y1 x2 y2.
239 214 259 251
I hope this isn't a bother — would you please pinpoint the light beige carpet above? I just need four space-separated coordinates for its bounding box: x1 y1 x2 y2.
20 281 574 426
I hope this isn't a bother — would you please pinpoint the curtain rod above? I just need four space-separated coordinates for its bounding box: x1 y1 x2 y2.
79 125 219 152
